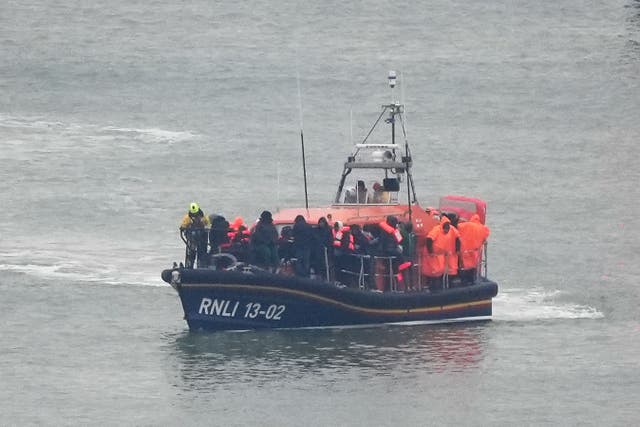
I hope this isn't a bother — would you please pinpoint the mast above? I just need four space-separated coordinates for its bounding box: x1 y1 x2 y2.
389 71 397 147
388 70 416 219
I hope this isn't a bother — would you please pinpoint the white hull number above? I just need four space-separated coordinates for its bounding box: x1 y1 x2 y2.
198 298 285 321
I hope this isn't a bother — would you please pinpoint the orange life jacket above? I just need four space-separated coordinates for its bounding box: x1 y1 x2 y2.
227 216 250 244
378 221 403 244
333 226 355 251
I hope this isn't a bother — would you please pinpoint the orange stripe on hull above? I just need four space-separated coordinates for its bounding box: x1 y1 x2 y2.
181 283 492 316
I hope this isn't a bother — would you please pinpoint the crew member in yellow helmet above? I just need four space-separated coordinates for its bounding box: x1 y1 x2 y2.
179 202 211 268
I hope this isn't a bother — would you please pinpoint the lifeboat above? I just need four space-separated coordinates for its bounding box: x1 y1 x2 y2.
162 72 498 331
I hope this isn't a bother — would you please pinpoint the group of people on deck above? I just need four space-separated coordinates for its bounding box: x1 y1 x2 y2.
179 202 490 292
422 212 491 287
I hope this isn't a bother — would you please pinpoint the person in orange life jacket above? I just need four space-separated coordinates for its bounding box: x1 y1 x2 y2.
332 220 342 239
378 215 403 257
332 220 341 246
332 221 355 254
378 216 412 289
292 215 314 278
208 214 230 254
423 216 461 288
328 218 344 279
249 210 279 271
457 214 490 285
227 216 242 239
179 202 211 268
332 221 354 284
228 217 250 243
226 216 250 262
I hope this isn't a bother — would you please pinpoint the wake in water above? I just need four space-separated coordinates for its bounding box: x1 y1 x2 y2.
0 114 199 146
0 249 167 287
493 287 603 321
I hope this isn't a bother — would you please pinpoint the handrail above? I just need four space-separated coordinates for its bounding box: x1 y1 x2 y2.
178 224 490 291
372 256 397 292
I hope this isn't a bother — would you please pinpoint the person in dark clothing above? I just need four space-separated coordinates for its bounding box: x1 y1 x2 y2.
351 224 375 255
399 221 417 289
292 215 314 278
277 226 295 262
312 217 334 280
315 217 334 250
349 224 376 288
249 210 279 271
208 214 230 254
356 180 368 204
399 222 416 259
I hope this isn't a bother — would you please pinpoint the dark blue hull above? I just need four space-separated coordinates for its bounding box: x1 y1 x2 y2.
162 268 498 331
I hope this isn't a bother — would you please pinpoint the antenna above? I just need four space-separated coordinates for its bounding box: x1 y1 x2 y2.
400 71 407 138
400 72 413 220
296 69 310 210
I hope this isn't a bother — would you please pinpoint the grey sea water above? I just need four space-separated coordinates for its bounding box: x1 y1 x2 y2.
1 0 639 425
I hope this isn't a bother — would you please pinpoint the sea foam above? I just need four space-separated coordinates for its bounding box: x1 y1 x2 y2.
493 287 604 321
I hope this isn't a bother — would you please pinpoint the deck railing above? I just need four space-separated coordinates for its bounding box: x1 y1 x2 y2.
182 227 489 292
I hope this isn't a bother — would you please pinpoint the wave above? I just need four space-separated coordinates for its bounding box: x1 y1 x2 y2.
0 114 199 144
99 126 199 143
0 262 166 288
0 252 166 288
0 114 66 130
493 287 603 321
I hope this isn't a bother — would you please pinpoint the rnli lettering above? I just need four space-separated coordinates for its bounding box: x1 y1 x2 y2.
198 298 285 321
198 298 239 317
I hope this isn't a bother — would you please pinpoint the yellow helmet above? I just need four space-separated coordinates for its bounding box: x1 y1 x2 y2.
189 202 200 214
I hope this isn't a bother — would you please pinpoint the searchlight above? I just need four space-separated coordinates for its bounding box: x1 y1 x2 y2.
388 70 397 88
